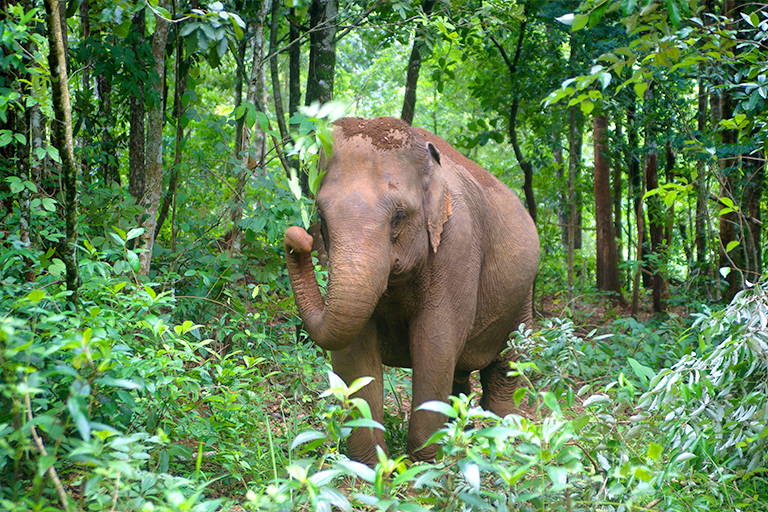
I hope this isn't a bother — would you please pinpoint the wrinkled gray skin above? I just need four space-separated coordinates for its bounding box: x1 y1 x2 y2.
285 117 540 466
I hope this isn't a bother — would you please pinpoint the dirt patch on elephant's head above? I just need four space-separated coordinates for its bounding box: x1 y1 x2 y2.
334 117 416 151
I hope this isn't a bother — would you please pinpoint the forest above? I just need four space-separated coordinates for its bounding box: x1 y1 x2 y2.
1 0 767 509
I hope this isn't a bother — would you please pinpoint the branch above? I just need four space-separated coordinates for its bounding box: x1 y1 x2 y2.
25 392 70 511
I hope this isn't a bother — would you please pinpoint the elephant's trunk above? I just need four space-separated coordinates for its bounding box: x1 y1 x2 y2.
285 225 388 351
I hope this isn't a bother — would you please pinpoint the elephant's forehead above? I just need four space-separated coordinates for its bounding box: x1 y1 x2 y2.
334 117 416 151
326 145 419 183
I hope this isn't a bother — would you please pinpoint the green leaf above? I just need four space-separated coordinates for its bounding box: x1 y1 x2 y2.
541 391 562 415
416 400 458 418
343 419 384 430
546 466 569 492
726 240 739 253
65 0 84 18
514 387 528 408
46 145 61 163
347 376 374 395
0 130 12 147
572 13 589 31
392 464 433 486
67 398 91 441
627 357 655 388
589 1 610 28
335 460 375 483
622 0 638 16
634 81 648 99
459 459 481 491
290 430 327 451
667 0 681 27
647 442 663 461
257 111 268 133
126 227 144 241
634 466 654 481
126 250 140 272
26 290 45 302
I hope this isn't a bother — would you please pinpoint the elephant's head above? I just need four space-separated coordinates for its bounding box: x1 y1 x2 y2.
285 117 452 351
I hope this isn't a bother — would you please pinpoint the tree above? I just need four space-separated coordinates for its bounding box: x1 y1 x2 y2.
44 0 79 302
137 2 170 275
401 0 437 125
593 113 623 301
305 0 338 106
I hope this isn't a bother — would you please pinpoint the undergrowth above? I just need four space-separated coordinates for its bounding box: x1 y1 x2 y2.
2 214 767 510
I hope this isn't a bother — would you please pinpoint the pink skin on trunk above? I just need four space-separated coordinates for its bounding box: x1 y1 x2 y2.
284 225 389 351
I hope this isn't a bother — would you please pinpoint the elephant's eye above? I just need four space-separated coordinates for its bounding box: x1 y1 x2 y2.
391 209 406 239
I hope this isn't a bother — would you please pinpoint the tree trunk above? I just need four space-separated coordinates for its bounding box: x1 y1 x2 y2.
128 12 146 203
44 0 79 303
646 141 667 313
593 114 623 302
138 4 170 275
230 0 271 250
567 106 579 298
270 0 289 148
694 66 710 282
289 7 301 118
287 6 307 195
490 14 537 223
631 171 645 317
401 0 437 125
717 82 741 301
156 17 188 238
613 117 623 262
305 0 338 106
626 102 650 288
743 155 763 284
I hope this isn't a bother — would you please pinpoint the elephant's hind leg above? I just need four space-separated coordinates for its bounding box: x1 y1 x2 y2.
479 349 520 417
479 289 532 417
452 370 472 397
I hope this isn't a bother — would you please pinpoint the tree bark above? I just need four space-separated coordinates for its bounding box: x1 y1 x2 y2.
645 141 667 313
593 114 623 302
717 77 741 302
138 4 170 275
305 0 338 106
230 0 271 250
626 102 650 288
401 0 437 125
128 12 146 203
694 65 710 281
270 0 292 178
613 117 623 260
44 0 79 302
156 16 188 238
567 105 579 298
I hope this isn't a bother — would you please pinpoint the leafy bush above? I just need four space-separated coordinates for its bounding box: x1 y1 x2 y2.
639 282 768 478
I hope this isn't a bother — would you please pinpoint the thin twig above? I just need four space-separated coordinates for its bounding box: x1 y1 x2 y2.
25 392 70 511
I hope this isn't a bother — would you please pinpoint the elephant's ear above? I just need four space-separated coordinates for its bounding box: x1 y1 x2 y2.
425 141 452 253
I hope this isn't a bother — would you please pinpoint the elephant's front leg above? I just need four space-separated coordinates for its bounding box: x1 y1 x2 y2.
406 315 465 461
329 321 385 467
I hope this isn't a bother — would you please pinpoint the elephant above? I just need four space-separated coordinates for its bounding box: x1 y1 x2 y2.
284 116 540 466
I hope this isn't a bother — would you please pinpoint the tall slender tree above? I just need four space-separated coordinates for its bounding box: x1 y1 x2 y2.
593 113 623 301
44 0 79 303
137 1 170 275
401 0 436 125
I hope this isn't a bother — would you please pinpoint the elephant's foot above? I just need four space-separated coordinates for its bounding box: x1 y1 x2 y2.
479 352 520 418
347 427 387 468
